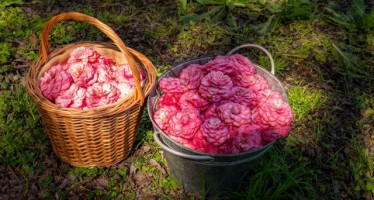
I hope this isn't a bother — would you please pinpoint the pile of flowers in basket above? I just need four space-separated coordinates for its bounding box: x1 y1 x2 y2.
39 47 145 109
153 54 294 154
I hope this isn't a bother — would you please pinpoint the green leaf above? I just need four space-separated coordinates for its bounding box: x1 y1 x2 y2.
118 168 127 178
285 0 315 20
226 11 237 27
0 42 12 64
352 0 365 18
324 7 356 32
332 43 374 80
179 6 224 23
197 0 224 6
367 9 374 30
0 0 23 8
230 0 251 7
254 15 281 35
179 0 187 13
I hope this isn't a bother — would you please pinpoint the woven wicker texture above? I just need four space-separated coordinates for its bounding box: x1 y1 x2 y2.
25 12 156 167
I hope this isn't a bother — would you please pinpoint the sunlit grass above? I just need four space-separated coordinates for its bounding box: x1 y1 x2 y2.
258 21 331 64
287 85 328 122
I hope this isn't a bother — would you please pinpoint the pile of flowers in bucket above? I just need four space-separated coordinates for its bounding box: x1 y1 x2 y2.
153 54 294 154
39 47 145 109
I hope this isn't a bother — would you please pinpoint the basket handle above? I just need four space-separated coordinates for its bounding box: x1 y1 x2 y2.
39 12 144 104
153 131 214 162
227 44 275 75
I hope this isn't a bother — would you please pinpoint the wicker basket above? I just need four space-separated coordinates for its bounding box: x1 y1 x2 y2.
25 12 156 167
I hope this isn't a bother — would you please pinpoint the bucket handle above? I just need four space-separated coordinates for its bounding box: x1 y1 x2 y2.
227 44 275 75
154 132 215 162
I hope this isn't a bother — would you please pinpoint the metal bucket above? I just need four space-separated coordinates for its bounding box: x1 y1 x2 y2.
147 44 288 196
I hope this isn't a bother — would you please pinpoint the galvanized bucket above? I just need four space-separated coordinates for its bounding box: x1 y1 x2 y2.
147 44 288 196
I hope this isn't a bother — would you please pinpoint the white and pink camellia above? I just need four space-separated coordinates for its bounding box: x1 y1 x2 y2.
154 54 294 154
39 47 145 109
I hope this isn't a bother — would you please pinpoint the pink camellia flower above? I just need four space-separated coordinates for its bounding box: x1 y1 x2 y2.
169 107 202 139
96 64 115 83
235 125 263 152
190 131 219 154
67 47 96 64
179 64 204 91
67 62 97 87
153 106 179 131
252 90 293 142
159 77 183 94
55 83 86 109
179 90 210 110
168 135 192 147
252 89 294 129
256 88 283 102
230 54 255 76
158 93 182 109
200 117 230 146
202 55 235 75
236 74 269 92
217 127 240 154
261 125 291 142
229 86 258 107
199 71 233 102
40 66 73 101
202 103 219 119
85 82 121 108
115 64 146 84
202 100 231 119
217 102 252 127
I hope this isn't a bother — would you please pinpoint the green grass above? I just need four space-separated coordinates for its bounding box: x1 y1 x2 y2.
169 21 232 59
288 85 328 122
230 145 317 200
